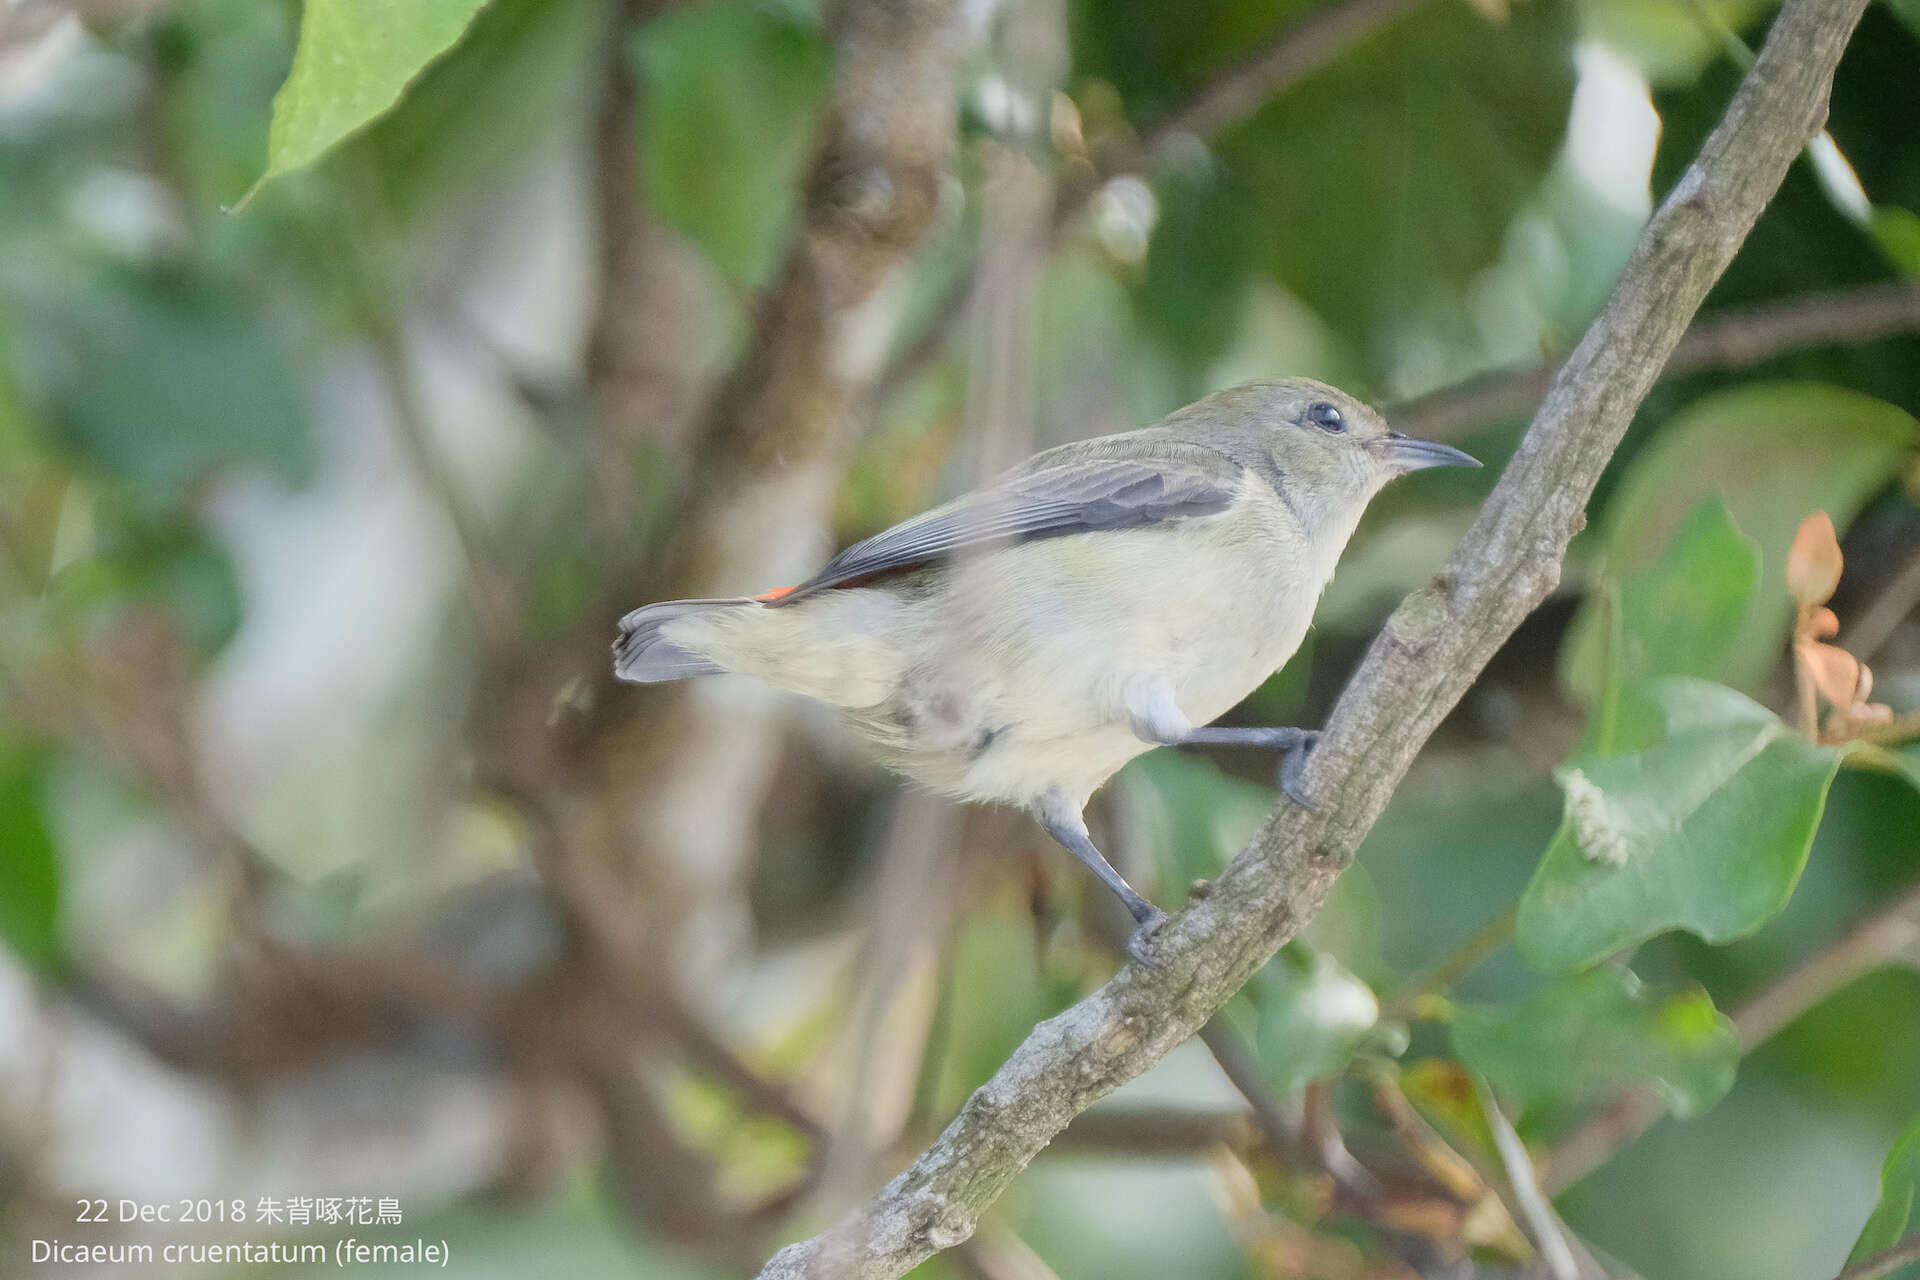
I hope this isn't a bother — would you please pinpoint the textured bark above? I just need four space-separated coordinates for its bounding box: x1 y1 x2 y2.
754 0 1874 1271
612 0 991 973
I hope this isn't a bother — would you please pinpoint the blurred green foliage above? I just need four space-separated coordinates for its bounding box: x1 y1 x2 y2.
0 0 1917 1278
635 0 831 288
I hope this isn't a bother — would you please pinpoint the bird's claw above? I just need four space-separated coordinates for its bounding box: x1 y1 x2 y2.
1124 906 1168 969
1279 731 1320 808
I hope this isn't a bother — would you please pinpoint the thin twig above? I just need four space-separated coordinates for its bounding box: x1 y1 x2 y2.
754 0 1873 1272
1843 545 1920 662
1544 876 1920 1195
1394 280 1920 441
1476 1075 1581 1280
1386 904 1518 1020
1135 0 1425 155
1051 1104 1255 1156
1831 1235 1920 1280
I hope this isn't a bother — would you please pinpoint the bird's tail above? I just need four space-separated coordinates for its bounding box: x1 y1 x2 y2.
611 598 750 683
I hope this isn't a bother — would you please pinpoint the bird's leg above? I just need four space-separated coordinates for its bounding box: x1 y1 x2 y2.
1177 726 1319 806
1034 794 1165 967
1127 675 1320 807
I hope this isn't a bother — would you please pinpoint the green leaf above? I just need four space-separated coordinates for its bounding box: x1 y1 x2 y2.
242 0 493 205
1254 943 1379 1092
1453 968 1739 1118
635 0 831 287
6 262 312 500
1607 495 1762 694
1562 383 1918 697
1517 679 1843 972
363 0 606 225
0 755 62 971
1849 1112 1920 1275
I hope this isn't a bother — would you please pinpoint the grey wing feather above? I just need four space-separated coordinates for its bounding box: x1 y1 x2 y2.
766 444 1245 606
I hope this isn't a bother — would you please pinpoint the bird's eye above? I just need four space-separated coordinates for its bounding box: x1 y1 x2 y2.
1305 401 1345 433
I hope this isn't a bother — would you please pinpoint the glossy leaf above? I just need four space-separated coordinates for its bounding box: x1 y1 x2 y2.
1562 383 1917 697
1517 680 1842 972
1453 968 1739 1118
243 0 492 203
364 0 605 224
1254 943 1379 1092
1848 1111 1920 1276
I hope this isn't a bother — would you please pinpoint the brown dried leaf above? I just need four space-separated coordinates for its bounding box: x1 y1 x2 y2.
1796 640 1864 708
1786 511 1843 607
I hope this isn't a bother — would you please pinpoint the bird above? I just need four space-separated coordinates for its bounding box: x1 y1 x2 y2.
613 378 1479 964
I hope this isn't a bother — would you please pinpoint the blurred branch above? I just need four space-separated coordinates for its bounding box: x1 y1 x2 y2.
1197 1018 1380 1198
1131 0 1425 156
1476 1076 1581 1280
1842 544 1920 662
951 1223 1063 1280
873 0 1429 406
1395 280 1920 441
1833 1235 1920 1280
1385 904 1517 1021
754 0 1872 1271
603 0 992 964
368 330 527 655
1543 874 1920 1195
1051 1104 1255 1156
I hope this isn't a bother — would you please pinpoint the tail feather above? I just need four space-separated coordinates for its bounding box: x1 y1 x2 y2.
612 598 748 683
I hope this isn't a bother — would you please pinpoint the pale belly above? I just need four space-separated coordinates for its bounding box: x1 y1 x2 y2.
862 510 1326 809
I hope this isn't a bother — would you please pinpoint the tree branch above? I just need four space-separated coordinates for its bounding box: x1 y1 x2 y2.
754 0 1872 1271
1393 279 1920 441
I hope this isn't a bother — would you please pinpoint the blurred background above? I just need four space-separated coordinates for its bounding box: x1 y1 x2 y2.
0 0 1917 1276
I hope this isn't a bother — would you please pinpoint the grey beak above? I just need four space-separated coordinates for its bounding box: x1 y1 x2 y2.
1384 432 1481 471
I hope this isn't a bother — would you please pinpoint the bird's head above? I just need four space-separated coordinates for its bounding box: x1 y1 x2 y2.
1177 378 1480 526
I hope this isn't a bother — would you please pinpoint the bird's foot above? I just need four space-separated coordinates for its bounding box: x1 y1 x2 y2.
1124 905 1169 969
1279 731 1321 808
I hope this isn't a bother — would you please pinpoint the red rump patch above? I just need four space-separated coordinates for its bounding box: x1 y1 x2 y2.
755 585 797 602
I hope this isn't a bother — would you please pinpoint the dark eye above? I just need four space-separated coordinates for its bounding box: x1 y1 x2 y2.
1305 401 1344 433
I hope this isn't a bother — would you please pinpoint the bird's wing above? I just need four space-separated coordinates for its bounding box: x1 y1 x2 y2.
761 443 1245 606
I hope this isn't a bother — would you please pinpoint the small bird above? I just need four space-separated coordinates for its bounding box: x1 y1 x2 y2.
614 379 1478 963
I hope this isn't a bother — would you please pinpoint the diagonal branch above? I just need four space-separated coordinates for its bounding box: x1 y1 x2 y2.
1832 1235 1920 1280
754 0 1873 1272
